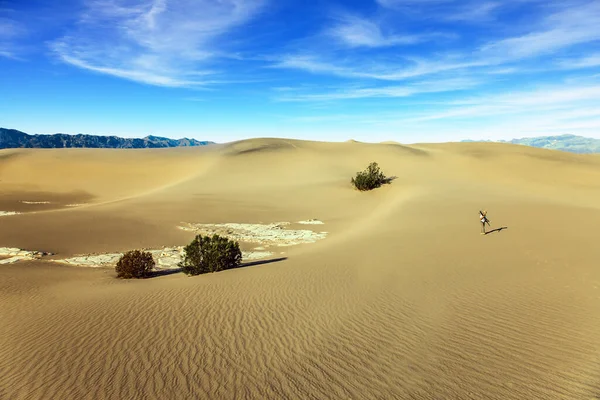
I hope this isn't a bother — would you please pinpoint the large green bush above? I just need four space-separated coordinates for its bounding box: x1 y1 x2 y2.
179 234 242 276
351 162 392 191
115 250 155 279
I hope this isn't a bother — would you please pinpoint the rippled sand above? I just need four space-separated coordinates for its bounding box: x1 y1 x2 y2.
2 139 600 399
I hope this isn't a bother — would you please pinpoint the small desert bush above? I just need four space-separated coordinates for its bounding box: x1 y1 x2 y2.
351 162 392 191
115 250 155 279
179 234 242 276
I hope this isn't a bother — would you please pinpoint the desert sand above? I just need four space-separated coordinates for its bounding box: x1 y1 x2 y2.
2 139 600 399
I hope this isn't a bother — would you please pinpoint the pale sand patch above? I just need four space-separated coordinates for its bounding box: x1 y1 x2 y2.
0 247 53 264
244 251 275 260
297 219 324 225
54 252 124 268
21 201 51 204
52 247 274 269
65 203 86 207
178 221 328 247
0 211 20 217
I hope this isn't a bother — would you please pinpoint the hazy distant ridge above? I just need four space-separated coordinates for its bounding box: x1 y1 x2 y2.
462 134 600 154
0 128 214 149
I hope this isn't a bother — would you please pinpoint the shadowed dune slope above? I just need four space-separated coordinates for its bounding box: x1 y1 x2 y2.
2 139 600 399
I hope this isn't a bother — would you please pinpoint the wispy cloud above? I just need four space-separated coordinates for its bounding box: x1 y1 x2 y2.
0 18 18 37
272 54 487 81
0 16 25 59
399 84 600 123
52 48 213 87
187 0 600 142
479 1 600 61
272 1 600 89
451 84 600 108
443 2 501 22
557 53 600 69
183 97 207 102
325 13 449 48
51 0 268 87
276 80 600 142
285 114 359 123
376 0 454 9
276 77 483 101
376 0 505 23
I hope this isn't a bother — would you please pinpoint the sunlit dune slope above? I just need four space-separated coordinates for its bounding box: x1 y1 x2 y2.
0 146 219 203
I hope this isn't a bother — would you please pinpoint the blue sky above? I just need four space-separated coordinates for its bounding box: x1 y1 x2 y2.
1 0 600 143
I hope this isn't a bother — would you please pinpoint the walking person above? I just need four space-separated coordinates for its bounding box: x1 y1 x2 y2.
479 210 490 234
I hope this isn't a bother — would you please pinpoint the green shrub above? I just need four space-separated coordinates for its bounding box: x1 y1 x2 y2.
115 250 155 279
179 234 242 276
351 162 392 191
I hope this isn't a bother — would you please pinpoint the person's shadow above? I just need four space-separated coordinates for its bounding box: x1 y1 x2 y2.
485 226 508 235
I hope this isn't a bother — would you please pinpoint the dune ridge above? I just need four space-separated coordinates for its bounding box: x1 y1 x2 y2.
2 138 600 399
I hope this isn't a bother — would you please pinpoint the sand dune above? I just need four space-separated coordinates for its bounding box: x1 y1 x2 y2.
2 139 600 399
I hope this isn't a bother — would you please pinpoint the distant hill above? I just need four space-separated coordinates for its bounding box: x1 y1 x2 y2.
0 128 214 149
462 134 600 154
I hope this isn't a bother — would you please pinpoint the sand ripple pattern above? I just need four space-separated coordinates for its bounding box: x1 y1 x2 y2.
4 253 600 400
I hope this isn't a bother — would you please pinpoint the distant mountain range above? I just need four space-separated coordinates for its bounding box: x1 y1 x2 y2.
461 134 600 154
3 128 598 154
0 128 214 149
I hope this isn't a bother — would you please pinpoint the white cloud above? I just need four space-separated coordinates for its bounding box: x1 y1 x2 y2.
326 14 445 48
557 53 600 69
376 0 454 8
0 18 19 37
0 49 15 58
285 114 358 123
51 0 267 87
275 81 600 142
272 54 488 81
466 85 600 108
479 1 600 61
376 0 505 23
443 2 501 22
400 84 600 123
276 76 482 101
0 16 25 58
53 49 211 87
272 1 600 87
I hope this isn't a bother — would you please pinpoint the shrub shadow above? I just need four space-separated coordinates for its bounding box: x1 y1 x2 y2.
232 257 288 269
147 268 183 278
146 257 288 278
